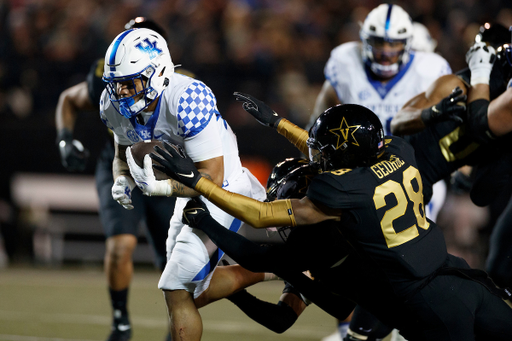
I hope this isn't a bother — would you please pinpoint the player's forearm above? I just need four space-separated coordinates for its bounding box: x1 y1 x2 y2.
281 271 355 321
227 292 298 334
169 171 214 197
56 81 95 133
390 107 426 135
195 177 296 229
113 143 131 179
276 119 309 155
56 92 78 134
113 157 131 179
468 83 490 102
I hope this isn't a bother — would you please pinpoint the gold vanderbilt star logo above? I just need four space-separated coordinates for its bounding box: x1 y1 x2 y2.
329 117 361 150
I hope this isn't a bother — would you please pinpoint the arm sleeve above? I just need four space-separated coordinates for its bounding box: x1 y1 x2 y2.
194 206 356 321
195 177 296 228
194 213 285 273
276 119 309 156
226 290 299 334
281 271 356 321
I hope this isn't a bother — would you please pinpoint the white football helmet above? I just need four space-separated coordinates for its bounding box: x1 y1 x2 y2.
360 4 413 78
411 22 437 53
103 28 174 118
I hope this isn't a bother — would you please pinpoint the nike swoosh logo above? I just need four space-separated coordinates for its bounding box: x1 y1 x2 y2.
177 171 195 178
153 133 164 139
117 324 131 332
187 210 199 215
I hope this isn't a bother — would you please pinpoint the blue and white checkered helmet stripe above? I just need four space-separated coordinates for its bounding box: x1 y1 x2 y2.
107 29 133 77
177 82 220 138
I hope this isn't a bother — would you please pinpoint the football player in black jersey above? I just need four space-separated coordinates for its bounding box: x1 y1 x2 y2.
149 97 512 341
55 18 177 341
389 21 512 309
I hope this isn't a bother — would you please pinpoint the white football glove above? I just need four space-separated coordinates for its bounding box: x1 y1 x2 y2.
126 147 172 197
112 175 136 210
466 42 496 86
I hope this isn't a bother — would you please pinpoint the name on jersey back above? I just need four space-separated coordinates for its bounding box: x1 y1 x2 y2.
371 155 405 179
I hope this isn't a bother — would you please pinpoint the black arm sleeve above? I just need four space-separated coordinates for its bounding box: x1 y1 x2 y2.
467 99 497 145
195 214 356 320
194 214 300 273
227 290 298 333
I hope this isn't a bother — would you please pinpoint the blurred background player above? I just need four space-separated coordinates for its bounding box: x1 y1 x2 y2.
411 22 438 53
55 17 176 341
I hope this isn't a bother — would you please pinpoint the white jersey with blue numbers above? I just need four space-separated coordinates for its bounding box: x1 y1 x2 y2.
324 41 452 134
99 72 243 184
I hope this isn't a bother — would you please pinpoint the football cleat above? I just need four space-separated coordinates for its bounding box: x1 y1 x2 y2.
107 320 132 341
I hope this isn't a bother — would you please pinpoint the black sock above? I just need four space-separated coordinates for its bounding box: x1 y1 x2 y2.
109 288 129 324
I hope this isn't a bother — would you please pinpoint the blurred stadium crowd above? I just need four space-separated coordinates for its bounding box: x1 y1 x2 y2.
0 0 511 267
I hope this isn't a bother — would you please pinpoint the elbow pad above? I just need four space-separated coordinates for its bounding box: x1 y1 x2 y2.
467 99 496 144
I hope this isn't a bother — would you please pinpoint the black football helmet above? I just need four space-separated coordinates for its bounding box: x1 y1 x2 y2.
276 164 319 200
307 104 385 171
266 157 309 201
125 17 168 41
475 22 510 49
275 164 320 241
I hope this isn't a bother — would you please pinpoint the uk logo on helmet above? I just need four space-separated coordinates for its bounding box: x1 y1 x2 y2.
135 38 162 59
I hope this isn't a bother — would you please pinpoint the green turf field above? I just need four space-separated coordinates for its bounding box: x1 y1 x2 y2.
0 266 341 341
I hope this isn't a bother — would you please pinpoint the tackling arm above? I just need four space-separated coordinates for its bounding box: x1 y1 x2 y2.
275 119 310 156
390 74 467 135
183 198 354 321
195 177 339 228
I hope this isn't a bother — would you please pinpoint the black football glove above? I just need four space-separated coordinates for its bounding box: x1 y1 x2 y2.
421 87 467 126
57 128 90 172
233 92 282 128
182 197 210 228
150 141 201 188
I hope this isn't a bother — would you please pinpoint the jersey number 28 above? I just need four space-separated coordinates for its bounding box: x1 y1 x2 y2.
373 166 430 248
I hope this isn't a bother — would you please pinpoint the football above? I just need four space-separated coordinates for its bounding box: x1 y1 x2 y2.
130 140 169 180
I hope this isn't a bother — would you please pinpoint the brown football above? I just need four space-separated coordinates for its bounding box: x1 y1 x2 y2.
130 140 170 180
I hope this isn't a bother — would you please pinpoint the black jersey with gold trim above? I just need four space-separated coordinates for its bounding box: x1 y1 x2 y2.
403 119 489 203
307 136 447 297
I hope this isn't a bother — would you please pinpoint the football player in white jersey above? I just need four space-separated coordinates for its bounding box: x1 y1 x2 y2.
307 3 451 134
99 28 272 340
308 4 451 341
310 3 451 223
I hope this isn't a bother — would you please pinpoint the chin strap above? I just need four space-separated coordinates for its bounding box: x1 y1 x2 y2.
195 177 296 229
